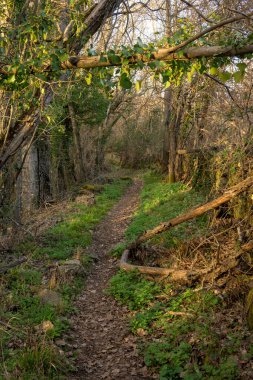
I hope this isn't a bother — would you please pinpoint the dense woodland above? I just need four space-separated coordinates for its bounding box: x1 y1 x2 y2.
1 0 253 379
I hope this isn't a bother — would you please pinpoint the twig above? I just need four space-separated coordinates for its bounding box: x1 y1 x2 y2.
0 257 27 274
6 217 33 237
165 310 193 317
180 0 213 23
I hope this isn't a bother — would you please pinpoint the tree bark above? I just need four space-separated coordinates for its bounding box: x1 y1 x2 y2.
68 103 85 182
58 45 253 71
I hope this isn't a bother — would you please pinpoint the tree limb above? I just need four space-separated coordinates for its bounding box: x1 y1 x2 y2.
58 45 253 71
129 175 253 249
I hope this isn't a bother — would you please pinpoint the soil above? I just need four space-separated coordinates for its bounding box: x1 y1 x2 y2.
67 179 157 380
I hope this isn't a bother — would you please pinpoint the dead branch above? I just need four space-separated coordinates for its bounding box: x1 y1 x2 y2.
0 257 27 274
130 176 253 249
120 240 253 281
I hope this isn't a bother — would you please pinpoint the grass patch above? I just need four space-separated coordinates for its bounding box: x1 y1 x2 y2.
0 178 131 378
125 172 207 248
109 242 127 258
36 179 131 261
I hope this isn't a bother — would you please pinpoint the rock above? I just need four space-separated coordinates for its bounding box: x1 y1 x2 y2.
57 259 86 283
55 339 67 347
64 259 82 266
38 289 62 307
136 328 147 336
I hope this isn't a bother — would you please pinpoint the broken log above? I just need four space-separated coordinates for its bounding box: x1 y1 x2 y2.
130 176 253 249
120 249 200 282
120 240 253 279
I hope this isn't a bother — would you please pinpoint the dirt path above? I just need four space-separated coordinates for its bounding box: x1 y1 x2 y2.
67 179 157 380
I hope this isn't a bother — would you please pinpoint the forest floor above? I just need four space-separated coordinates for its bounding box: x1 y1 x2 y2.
2 172 253 379
66 178 157 379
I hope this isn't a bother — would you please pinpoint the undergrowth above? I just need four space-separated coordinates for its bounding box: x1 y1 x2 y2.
0 178 131 379
108 173 253 379
108 269 250 380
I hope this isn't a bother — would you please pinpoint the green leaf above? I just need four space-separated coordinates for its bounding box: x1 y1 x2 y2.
108 54 121 64
6 74 16 84
148 61 157 70
233 71 243 83
218 71 231 82
120 73 132 89
237 62 247 74
85 72 92 85
99 56 108 63
50 54 60 71
135 80 142 92
210 67 218 75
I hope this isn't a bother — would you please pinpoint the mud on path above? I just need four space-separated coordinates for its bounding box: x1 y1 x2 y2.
68 179 157 380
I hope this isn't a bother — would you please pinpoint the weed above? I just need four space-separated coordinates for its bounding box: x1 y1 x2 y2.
109 242 127 258
107 270 161 310
17 339 67 379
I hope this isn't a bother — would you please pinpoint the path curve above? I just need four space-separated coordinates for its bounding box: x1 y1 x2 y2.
68 179 157 380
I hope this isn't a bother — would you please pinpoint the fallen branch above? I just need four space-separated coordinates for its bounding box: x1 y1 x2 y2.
60 45 253 70
130 176 253 249
120 249 201 282
0 257 27 274
177 146 224 155
120 240 253 280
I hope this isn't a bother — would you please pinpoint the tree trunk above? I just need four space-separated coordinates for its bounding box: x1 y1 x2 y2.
0 0 124 171
68 103 85 182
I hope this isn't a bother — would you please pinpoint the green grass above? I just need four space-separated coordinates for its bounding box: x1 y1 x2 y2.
0 178 131 379
109 242 127 258
36 179 131 260
125 172 207 248
108 173 249 379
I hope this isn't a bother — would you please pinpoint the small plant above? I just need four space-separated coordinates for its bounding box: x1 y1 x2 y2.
130 303 163 333
18 339 67 379
107 270 161 310
109 242 127 258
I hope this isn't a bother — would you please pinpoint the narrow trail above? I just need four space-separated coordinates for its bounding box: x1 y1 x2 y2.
68 179 157 380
